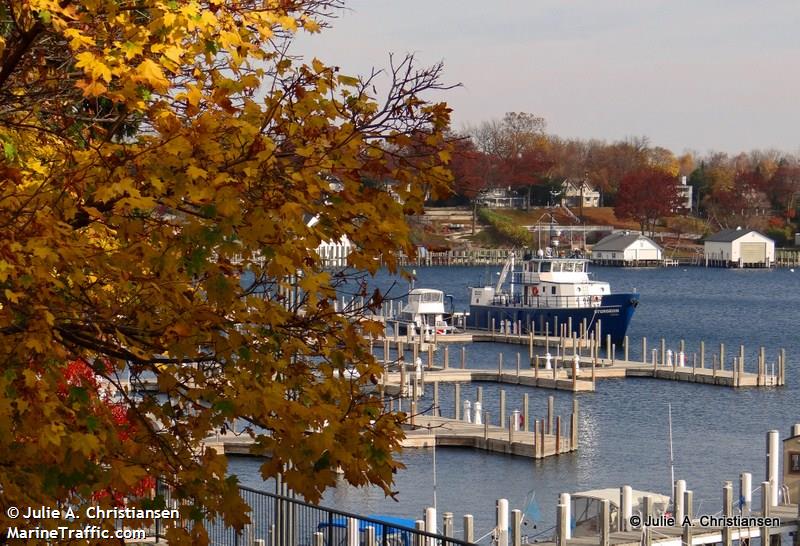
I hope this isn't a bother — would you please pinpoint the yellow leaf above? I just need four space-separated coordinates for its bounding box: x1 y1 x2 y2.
186 165 207 180
136 58 169 90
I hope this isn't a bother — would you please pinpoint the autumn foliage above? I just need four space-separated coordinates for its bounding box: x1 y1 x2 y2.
0 1 452 543
614 167 682 236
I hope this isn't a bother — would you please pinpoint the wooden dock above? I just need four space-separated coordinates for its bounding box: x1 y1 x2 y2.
403 413 576 459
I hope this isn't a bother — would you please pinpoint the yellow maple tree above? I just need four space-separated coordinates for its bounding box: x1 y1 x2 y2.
0 1 452 543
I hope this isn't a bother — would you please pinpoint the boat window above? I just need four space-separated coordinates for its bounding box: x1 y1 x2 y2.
421 292 441 302
551 286 556 295
551 262 561 272
540 262 551 272
562 262 575 272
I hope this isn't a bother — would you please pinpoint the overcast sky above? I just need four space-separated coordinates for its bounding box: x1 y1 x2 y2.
292 1 800 155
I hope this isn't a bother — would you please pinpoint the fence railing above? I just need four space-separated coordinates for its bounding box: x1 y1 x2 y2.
153 481 476 546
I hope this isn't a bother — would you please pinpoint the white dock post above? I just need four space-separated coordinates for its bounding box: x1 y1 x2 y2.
455 384 461 420
473 401 482 425
496 498 509 546
556 502 568 546
347 517 359 546
511 509 522 546
443 346 449 369
498 352 504 375
425 506 437 537
559 493 571 539
620 485 633 531
312 532 323 546
600 499 610 546
512 409 520 432
477 386 483 406
722 481 733 546
674 480 686 524
767 430 780 507
547 396 554 435
463 400 471 423
606 334 612 361
433 381 439 417
461 346 466 369
661 338 666 366
720 342 726 371
516 352 521 377
442 512 453 537
415 521 425 546
740 472 752 515
624 335 629 362
463 515 474 543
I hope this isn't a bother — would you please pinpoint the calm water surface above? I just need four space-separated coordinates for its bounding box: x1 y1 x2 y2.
230 266 800 539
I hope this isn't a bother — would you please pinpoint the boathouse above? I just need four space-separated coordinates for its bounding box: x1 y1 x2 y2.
703 227 774 268
590 232 662 266
783 424 800 504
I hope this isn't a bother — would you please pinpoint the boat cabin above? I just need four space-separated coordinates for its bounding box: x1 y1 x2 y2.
570 489 670 537
399 288 455 336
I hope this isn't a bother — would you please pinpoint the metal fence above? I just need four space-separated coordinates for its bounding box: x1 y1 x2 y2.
154 482 475 546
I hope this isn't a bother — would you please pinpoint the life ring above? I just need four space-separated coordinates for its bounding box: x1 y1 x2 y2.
532 286 540 296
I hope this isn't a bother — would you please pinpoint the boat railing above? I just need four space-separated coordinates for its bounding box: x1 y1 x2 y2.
491 294 602 309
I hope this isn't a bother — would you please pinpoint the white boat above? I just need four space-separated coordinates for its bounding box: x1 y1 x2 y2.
569 488 670 537
397 288 457 338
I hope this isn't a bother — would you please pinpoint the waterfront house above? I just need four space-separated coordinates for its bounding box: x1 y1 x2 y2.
590 232 663 266
475 187 524 208
703 227 774 268
560 178 600 208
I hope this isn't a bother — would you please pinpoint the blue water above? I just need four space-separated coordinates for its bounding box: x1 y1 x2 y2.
229 266 800 540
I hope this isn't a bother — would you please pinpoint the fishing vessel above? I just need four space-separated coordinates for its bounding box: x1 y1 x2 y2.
465 249 638 343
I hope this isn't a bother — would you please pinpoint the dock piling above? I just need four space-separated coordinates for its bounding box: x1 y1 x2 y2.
741 472 752 515
442 512 453 538
511 509 522 546
547 396 554 435
500 390 506 429
642 337 647 364
620 486 632 531
767 430 780 507
461 346 466 369
496 499 509 546
600 499 610 546
523 394 529 432
463 515 473 543
454 384 461 421
700 340 705 368
722 481 733 546
674 480 686 524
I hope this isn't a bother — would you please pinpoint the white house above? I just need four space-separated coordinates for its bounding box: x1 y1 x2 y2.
590 232 663 265
704 227 774 268
476 187 524 208
676 176 693 211
561 179 600 208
